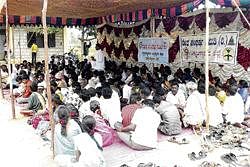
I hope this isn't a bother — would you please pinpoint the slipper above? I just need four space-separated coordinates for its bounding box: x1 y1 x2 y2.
199 161 221 167
137 163 146 167
188 151 207 161
196 151 207 160
188 152 197 161
221 153 238 164
120 164 130 167
168 137 189 145
20 110 34 117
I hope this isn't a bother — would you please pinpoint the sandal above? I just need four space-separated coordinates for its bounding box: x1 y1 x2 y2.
199 161 221 167
188 152 197 161
196 151 207 160
168 137 189 145
188 151 207 161
221 153 237 164
120 164 130 167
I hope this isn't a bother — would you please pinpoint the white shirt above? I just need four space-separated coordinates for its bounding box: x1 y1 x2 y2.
166 89 186 108
95 50 105 71
131 106 161 148
223 93 245 124
122 84 132 100
100 92 122 128
125 74 133 84
183 91 205 126
121 71 127 82
73 133 105 167
208 96 223 127
79 101 92 120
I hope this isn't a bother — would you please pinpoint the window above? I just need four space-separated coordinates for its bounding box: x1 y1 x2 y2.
27 32 56 48
0 29 6 35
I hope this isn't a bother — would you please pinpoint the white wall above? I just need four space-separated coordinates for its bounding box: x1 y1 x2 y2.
13 26 64 63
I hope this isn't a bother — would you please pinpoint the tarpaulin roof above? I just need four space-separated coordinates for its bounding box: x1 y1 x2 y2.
0 0 205 27
3 0 195 18
0 0 249 27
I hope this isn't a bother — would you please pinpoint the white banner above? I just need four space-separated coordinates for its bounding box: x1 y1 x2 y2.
138 37 169 64
180 31 239 65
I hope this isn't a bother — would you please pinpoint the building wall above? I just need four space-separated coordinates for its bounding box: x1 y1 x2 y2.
13 26 64 63
0 26 6 60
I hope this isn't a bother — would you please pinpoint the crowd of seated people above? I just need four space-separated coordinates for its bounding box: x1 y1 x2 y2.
2 50 250 166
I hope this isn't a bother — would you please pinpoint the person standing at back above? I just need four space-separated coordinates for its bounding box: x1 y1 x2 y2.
31 42 38 66
94 45 105 71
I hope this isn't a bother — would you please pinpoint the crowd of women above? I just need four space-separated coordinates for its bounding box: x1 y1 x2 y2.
4 49 250 166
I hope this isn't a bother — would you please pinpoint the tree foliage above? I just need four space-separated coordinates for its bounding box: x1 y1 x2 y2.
79 26 97 42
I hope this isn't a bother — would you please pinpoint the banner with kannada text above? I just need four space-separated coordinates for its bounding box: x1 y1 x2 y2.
180 31 239 65
138 37 169 64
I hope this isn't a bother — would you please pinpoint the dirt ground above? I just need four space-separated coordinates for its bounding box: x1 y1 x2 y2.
0 99 56 167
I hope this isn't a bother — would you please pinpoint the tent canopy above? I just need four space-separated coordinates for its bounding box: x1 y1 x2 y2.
4 0 194 18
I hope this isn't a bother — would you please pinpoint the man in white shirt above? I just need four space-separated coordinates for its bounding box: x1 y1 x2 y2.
223 84 245 126
94 45 105 71
183 80 206 127
208 85 223 127
100 86 122 128
166 80 186 109
115 99 161 150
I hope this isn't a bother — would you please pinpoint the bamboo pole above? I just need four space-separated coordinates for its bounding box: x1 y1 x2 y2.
0 69 4 100
232 0 250 28
150 16 155 74
204 0 210 132
42 0 54 158
5 0 15 119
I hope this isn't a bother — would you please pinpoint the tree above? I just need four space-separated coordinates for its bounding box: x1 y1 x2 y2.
79 26 97 56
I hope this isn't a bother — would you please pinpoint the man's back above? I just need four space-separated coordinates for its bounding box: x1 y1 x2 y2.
131 106 161 148
31 44 38 53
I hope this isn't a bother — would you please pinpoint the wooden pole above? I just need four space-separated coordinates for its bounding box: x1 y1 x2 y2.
204 0 210 132
150 17 155 74
232 0 250 28
5 0 15 119
42 0 54 158
19 27 22 63
0 69 4 100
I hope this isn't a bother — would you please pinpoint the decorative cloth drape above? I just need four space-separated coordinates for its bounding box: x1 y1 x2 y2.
97 8 250 82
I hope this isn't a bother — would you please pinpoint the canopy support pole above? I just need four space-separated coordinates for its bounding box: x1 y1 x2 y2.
0 69 3 100
232 0 250 28
204 0 210 131
42 0 55 158
5 1 15 119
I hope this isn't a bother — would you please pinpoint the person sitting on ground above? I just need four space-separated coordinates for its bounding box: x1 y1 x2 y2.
153 95 181 136
223 84 245 127
238 80 249 104
66 103 83 132
54 105 82 160
114 99 161 150
90 100 115 147
121 93 142 127
140 87 152 100
79 89 92 119
165 79 186 115
16 74 32 104
72 115 106 167
50 80 63 101
183 80 206 128
208 85 223 127
215 81 227 104
13 76 25 96
100 86 122 128
20 82 46 115
55 72 67 88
